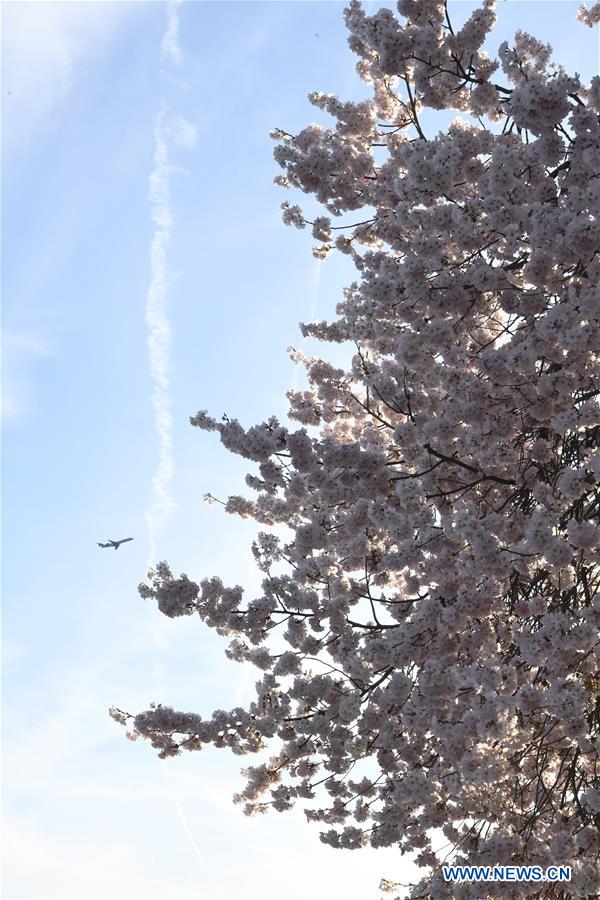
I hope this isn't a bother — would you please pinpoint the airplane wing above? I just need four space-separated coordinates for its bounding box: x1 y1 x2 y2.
110 538 134 549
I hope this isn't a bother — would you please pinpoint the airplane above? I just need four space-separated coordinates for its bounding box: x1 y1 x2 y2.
97 538 134 550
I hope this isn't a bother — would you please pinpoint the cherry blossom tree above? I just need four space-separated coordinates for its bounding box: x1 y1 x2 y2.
112 1 600 895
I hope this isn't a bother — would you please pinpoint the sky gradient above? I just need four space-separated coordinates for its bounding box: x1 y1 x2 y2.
2 2 598 898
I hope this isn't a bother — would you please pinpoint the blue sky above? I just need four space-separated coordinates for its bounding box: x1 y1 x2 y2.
1 2 598 898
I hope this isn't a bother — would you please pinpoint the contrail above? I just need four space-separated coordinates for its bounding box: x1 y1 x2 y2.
161 0 183 67
169 779 204 867
146 104 176 566
290 259 322 393
146 0 204 874
288 30 367 396
146 0 198 565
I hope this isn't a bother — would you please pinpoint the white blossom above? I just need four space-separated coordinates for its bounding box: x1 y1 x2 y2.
114 3 600 895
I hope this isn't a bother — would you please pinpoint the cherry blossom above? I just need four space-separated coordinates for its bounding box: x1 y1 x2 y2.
113 2 600 896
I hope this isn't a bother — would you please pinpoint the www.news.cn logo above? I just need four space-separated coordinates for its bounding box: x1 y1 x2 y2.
442 865 572 884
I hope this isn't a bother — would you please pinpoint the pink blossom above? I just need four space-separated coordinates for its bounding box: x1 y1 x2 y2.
114 3 600 896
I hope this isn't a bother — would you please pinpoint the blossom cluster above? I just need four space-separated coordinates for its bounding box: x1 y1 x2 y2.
114 2 600 897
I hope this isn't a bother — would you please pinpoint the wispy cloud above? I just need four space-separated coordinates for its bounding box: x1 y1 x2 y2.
145 2 197 563
2 810 201 900
1 2 142 153
1 332 51 423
